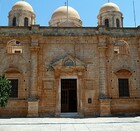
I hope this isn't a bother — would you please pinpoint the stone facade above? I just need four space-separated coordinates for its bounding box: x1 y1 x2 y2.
0 26 140 117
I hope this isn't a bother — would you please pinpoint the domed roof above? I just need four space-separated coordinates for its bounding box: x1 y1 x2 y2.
100 2 120 14
51 6 81 20
12 1 34 12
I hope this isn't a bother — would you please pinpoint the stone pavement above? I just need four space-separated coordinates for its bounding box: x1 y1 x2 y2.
0 117 140 131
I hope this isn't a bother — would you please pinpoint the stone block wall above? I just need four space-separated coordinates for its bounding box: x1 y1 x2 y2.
0 26 140 117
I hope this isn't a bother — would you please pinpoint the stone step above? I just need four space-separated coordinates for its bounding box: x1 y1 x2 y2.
60 113 82 118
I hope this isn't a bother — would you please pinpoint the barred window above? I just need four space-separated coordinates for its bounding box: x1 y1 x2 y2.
118 79 129 97
9 79 18 98
64 59 75 66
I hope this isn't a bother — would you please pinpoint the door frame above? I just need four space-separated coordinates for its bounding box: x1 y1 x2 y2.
61 78 77 112
59 76 79 113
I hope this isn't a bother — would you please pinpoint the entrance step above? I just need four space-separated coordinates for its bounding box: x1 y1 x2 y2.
60 113 82 118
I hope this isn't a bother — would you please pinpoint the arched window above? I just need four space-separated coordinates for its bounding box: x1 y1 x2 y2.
7 39 22 54
24 17 29 26
105 19 109 27
64 59 75 66
116 19 120 28
115 69 131 97
12 17 16 26
114 40 129 54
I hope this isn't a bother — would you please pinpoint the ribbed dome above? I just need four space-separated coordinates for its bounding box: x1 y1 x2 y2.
100 2 120 14
12 1 34 12
51 6 81 21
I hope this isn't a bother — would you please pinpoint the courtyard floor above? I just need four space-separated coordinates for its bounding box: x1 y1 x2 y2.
0 116 140 131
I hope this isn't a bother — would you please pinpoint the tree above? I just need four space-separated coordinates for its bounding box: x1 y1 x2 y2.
0 75 11 107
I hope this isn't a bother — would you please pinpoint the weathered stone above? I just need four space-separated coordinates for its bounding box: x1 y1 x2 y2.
0 26 140 117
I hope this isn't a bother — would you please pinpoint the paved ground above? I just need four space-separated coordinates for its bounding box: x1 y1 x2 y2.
0 117 140 131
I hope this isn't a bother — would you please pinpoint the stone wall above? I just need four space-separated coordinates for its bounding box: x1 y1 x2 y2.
0 25 140 117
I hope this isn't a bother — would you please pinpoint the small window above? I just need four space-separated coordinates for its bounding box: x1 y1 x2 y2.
118 79 130 97
24 17 29 26
116 19 120 28
88 98 92 104
12 17 16 26
105 19 109 27
14 50 22 54
64 59 75 66
9 79 18 98
114 46 119 54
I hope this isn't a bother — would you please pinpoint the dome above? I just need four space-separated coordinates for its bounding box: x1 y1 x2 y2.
51 6 80 20
100 2 120 14
12 1 34 12
49 6 82 27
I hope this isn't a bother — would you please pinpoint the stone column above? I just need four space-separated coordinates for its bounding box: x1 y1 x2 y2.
27 37 40 117
18 14 22 26
112 15 115 27
98 37 111 116
121 16 123 27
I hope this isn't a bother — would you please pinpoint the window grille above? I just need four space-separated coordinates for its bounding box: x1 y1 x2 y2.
118 79 130 97
9 79 18 98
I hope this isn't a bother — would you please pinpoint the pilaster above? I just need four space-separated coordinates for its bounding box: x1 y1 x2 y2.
27 36 40 117
98 36 108 99
98 36 111 116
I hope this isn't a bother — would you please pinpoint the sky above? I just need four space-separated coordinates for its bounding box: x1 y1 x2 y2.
0 0 140 27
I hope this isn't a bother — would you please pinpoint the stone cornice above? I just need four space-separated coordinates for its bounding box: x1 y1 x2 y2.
0 26 140 37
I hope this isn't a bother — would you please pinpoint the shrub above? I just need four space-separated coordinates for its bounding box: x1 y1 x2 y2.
0 75 11 107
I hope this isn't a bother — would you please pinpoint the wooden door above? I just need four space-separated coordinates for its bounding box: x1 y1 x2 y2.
61 79 77 112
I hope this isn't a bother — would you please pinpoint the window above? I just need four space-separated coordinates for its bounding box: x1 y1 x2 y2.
64 59 75 66
12 17 16 26
14 50 21 54
114 40 129 54
114 46 119 54
24 17 29 26
118 79 130 97
105 19 109 27
9 79 18 98
116 19 120 28
7 39 22 54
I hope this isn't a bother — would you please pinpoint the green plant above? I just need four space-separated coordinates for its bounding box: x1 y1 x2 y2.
0 75 11 107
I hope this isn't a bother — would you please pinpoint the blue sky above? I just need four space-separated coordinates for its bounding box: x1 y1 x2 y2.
0 0 140 27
